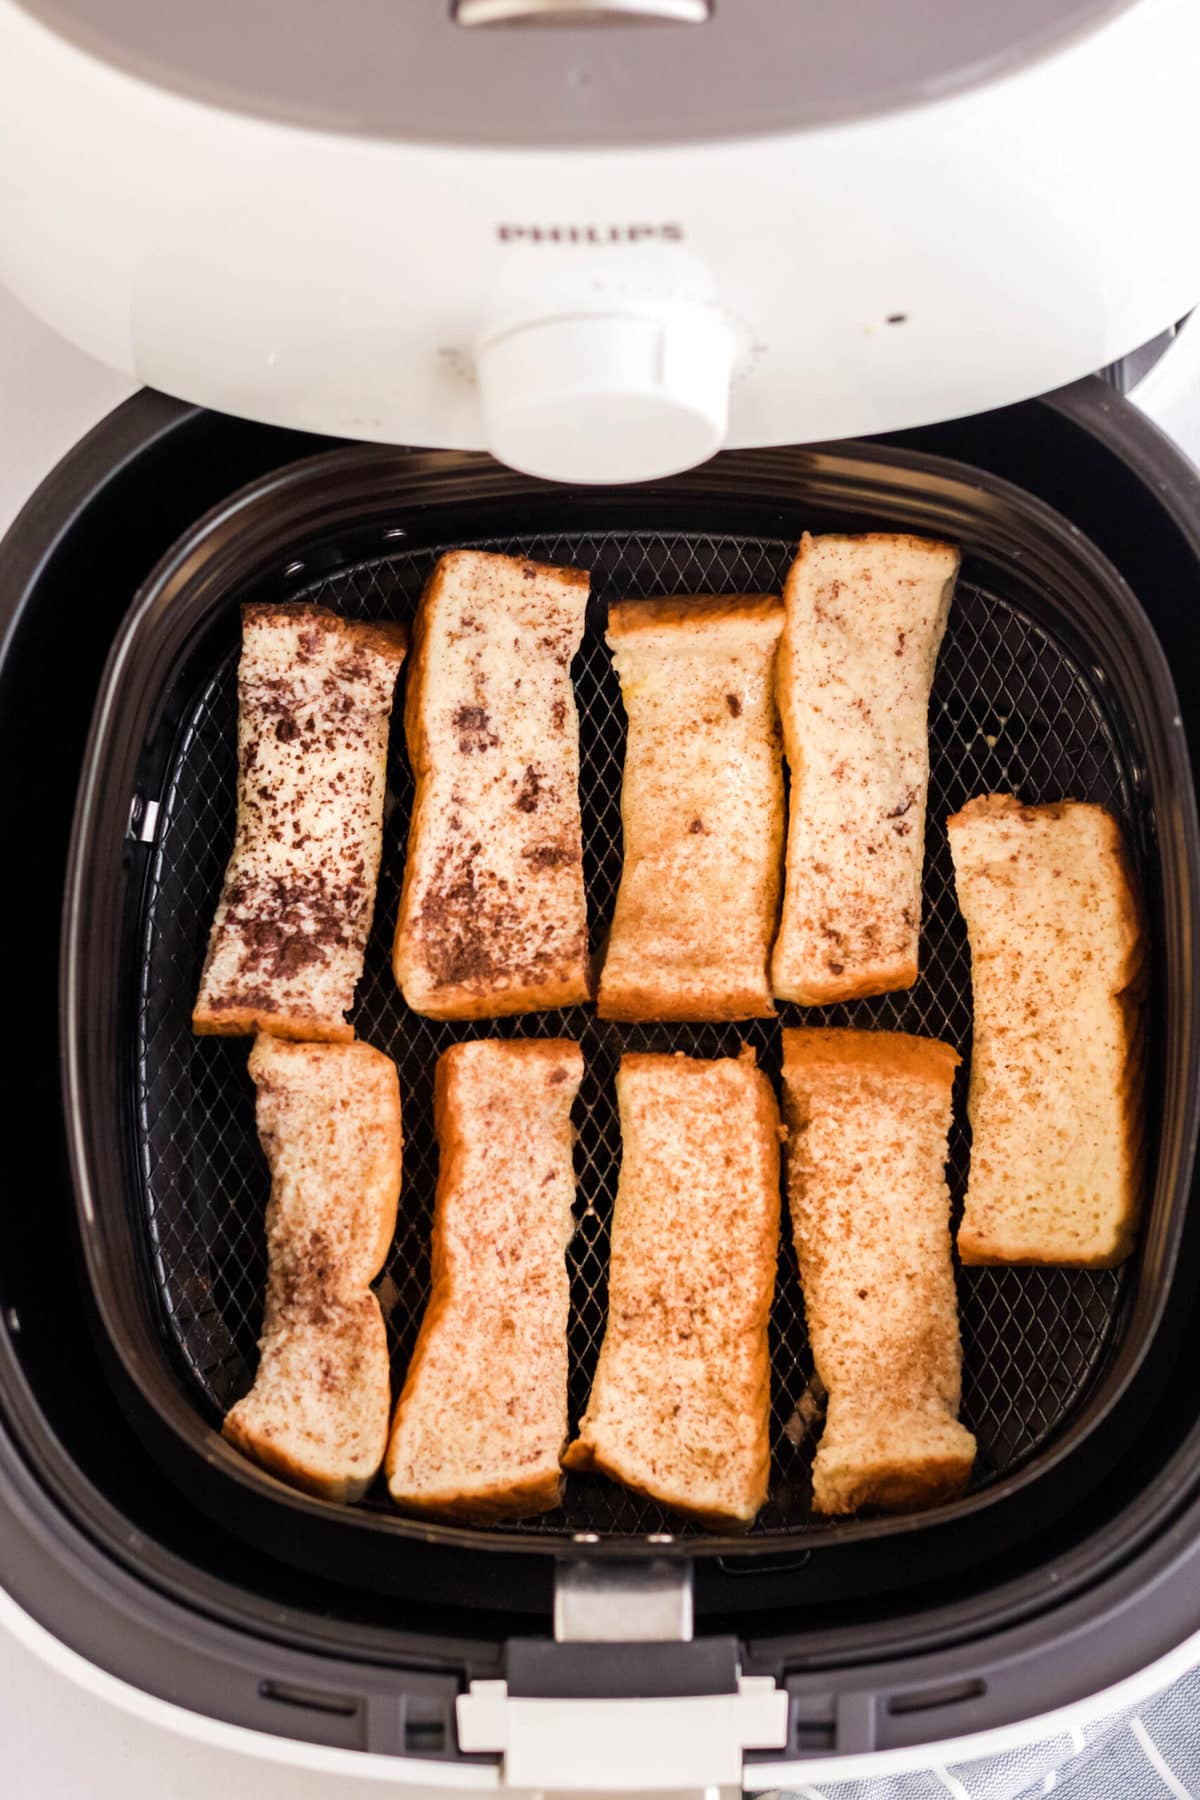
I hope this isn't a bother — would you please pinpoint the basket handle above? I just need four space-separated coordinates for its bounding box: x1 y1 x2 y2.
456 1559 788 1790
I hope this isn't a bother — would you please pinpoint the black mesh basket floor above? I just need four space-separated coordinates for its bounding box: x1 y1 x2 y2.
135 529 1132 1540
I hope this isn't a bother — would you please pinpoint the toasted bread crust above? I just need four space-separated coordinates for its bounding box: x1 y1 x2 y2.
606 592 784 637
597 594 785 1023
238 603 408 660
222 1037 403 1503
193 605 406 1040
559 1438 757 1534
393 552 590 1019
192 1008 356 1044
782 1026 961 1088
781 1027 974 1516
774 957 921 1008
566 1048 780 1530
949 795 1145 1267
597 980 779 1025
386 1038 583 1523
382 1468 567 1527
809 1446 978 1516
800 531 960 558
771 531 959 1006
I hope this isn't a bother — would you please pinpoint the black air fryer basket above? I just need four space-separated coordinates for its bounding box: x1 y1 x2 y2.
4 386 1200 1768
61 439 1198 1604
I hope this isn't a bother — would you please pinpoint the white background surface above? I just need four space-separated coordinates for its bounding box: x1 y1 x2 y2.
4 1628 389 1800
2 280 1199 1795
0 283 134 535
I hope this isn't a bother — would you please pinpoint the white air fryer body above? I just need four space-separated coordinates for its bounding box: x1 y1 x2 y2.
2 0 1199 482
7 7 1200 1796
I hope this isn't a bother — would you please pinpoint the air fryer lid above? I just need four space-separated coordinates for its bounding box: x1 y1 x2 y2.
7 0 1199 483
9 0 1135 146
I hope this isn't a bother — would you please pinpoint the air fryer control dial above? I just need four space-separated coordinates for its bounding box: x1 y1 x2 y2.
476 309 735 484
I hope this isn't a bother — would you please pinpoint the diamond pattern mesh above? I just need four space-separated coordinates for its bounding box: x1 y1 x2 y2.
134 530 1133 1539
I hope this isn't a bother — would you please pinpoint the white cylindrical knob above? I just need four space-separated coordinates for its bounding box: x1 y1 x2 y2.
476 308 735 485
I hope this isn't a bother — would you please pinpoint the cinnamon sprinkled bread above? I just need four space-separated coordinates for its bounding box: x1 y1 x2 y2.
771 533 959 1005
393 552 590 1019
781 1028 975 1516
193 604 407 1042
386 1038 583 1522
223 1036 403 1503
597 594 785 1021
564 1049 780 1529
949 795 1145 1266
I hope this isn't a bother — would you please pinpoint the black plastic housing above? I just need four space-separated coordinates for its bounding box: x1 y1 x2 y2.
60 435 1200 1608
0 384 1199 1763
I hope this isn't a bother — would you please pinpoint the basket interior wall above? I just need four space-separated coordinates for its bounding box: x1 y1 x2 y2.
133 527 1138 1540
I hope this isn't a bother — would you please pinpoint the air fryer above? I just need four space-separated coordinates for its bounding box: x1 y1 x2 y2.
3 0 1200 1789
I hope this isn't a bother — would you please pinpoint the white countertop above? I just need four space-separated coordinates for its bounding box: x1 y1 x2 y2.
3 1605 379 1800
3 280 1199 1796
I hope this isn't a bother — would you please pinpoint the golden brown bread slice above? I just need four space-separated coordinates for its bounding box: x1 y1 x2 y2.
948 794 1145 1266
222 1035 403 1503
386 1037 583 1522
193 603 407 1043
597 594 785 1022
771 532 959 1005
781 1028 975 1516
392 551 590 1019
563 1048 780 1530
